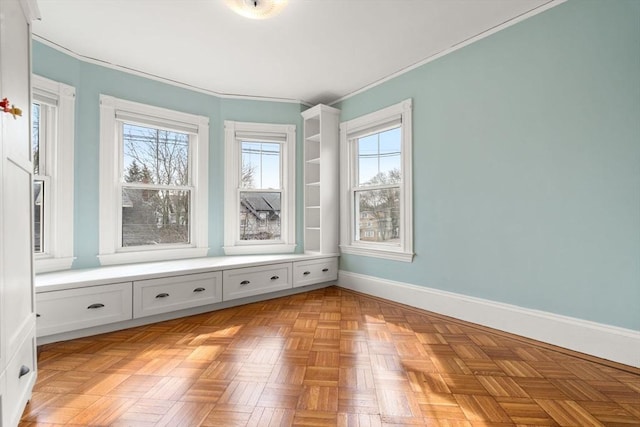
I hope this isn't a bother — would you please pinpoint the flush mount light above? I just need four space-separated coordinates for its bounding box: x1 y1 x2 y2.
225 0 288 20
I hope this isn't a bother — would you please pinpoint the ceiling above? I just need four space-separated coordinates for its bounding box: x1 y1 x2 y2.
32 0 556 105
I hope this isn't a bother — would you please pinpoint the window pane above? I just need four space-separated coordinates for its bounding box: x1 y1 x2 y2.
355 187 400 244
122 188 190 246
357 127 401 186
122 123 189 186
241 142 281 189
239 191 281 241
32 103 41 175
33 180 44 253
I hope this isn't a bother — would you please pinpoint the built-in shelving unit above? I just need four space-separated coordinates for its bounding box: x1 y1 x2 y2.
301 104 340 254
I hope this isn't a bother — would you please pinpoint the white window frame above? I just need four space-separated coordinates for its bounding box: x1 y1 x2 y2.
339 99 414 262
32 75 76 273
223 120 296 255
98 95 209 265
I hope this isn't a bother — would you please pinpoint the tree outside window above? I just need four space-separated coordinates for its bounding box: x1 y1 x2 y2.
355 127 401 244
121 123 191 247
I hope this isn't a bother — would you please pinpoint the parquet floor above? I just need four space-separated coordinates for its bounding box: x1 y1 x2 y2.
20 287 640 426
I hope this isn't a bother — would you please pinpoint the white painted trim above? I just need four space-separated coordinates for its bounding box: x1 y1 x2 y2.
339 245 413 263
32 75 76 273
98 247 209 266
339 99 413 260
98 95 209 265
34 256 74 272
19 0 41 21
337 270 640 368
224 120 296 255
32 35 310 106
330 0 566 106
223 244 296 255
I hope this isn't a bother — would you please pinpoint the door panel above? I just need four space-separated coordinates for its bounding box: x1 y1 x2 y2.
0 0 37 425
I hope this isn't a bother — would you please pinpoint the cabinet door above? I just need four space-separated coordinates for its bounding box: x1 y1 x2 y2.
0 0 36 425
3 329 36 427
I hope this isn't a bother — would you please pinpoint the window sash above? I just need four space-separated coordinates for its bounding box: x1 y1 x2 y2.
119 121 193 187
33 178 47 254
117 122 195 250
120 187 192 248
32 101 54 177
238 189 283 243
32 100 54 255
239 140 283 190
352 185 401 247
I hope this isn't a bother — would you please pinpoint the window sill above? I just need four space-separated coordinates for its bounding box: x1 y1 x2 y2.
35 256 76 273
223 244 296 256
98 247 209 266
340 244 414 263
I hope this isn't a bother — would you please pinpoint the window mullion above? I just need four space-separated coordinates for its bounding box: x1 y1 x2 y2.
121 182 193 191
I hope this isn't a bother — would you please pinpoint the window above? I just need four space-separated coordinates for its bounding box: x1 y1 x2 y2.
99 95 209 265
224 121 296 254
32 75 76 273
340 99 413 262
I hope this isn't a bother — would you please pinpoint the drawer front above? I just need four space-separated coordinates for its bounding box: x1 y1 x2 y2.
293 257 338 288
3 326 37 427
223 262 292 301
36 282 133 337
133 271 222 318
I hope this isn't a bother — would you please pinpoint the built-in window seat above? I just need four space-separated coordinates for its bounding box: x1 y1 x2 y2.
34 254 338 345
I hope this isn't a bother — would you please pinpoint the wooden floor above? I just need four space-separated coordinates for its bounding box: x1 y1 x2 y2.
20 287 640 426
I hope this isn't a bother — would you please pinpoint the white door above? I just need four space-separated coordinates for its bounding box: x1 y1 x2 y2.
0 0 38 425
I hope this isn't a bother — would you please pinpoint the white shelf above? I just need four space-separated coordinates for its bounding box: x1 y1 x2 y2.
306 133 321 142
302 104 341 255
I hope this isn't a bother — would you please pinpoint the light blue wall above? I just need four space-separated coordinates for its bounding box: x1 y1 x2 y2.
33 0 639 331
32 42 304 268
336 0 640 330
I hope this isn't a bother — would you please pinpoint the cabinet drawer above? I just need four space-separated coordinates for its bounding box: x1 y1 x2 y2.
133 271 222 318
223 262 292 301
36 282 132 337
3 325 37 427
293 257 338 288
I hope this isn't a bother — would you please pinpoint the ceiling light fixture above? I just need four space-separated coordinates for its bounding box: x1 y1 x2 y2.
225 0 288 20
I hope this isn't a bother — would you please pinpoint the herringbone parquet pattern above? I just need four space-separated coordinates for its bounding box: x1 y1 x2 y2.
20 287 640 426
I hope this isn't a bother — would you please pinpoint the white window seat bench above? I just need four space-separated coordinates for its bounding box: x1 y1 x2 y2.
34 253 338 345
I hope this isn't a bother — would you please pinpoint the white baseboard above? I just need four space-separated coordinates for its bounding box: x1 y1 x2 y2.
338 270 640 368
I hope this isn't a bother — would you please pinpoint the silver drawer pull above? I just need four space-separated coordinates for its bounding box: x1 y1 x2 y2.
270 275 279 281
193 287 206 293
87 303 105 309
19 365 30 379
240 280 250 285
36 313 41 318
322 268 329 272
303 271 311 275
156 293 170 299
